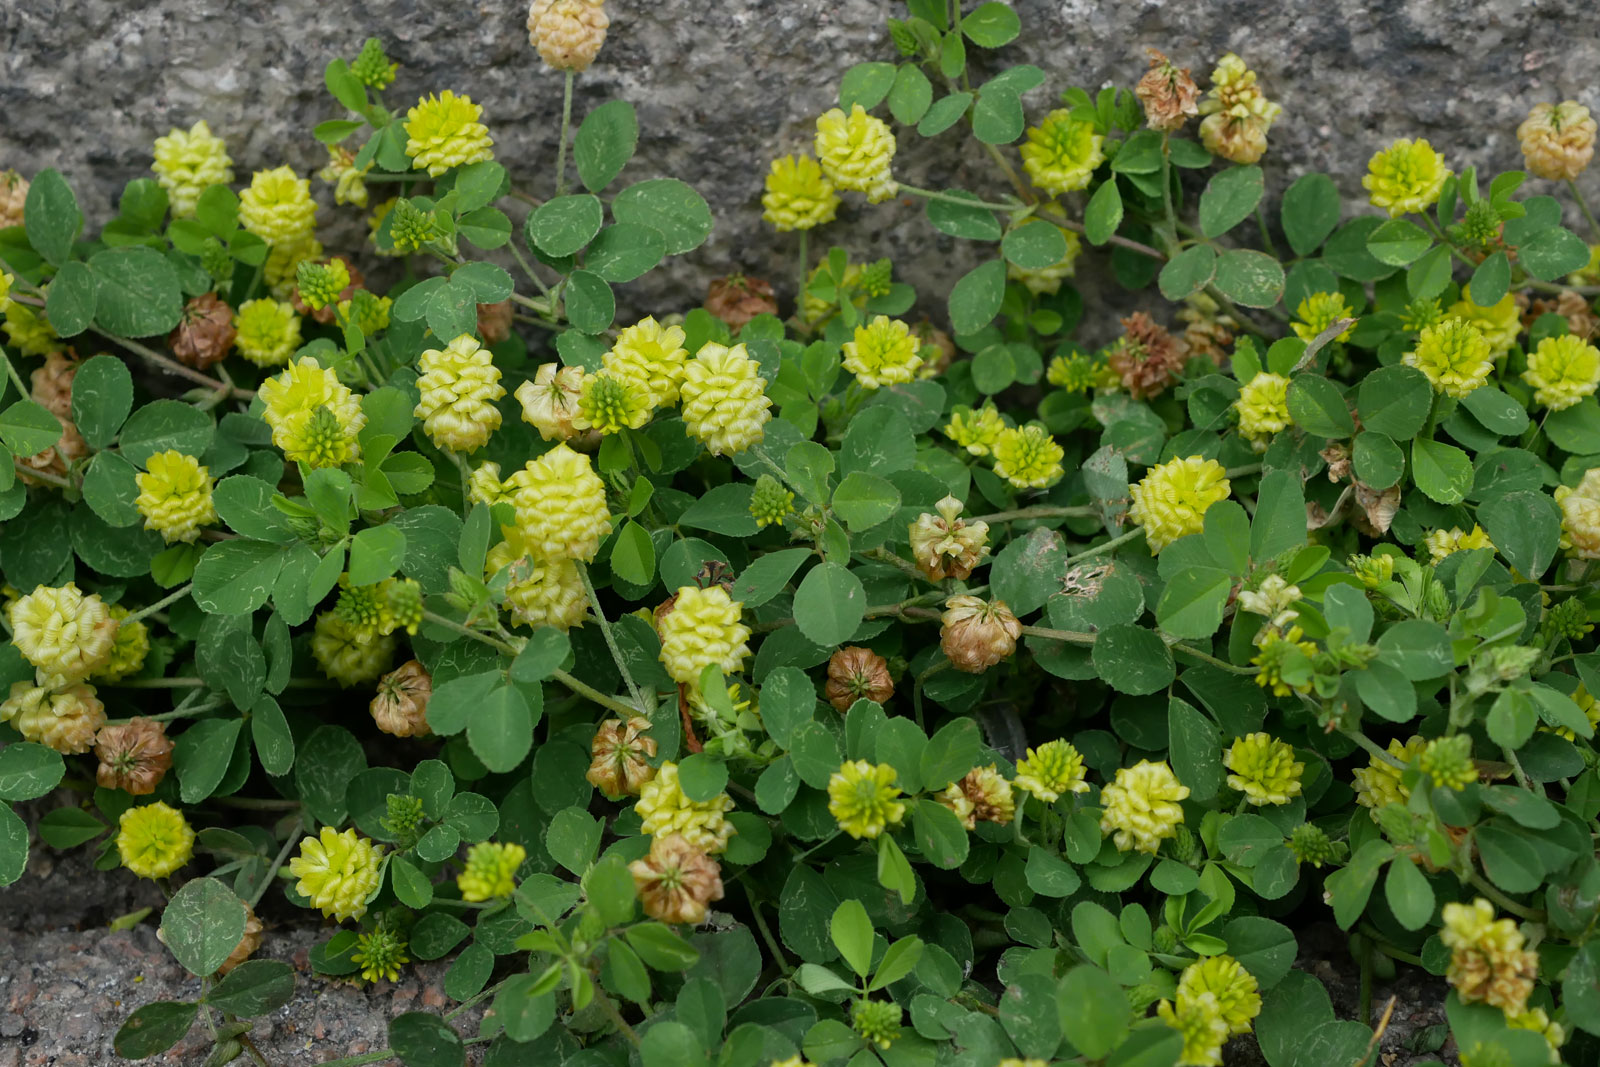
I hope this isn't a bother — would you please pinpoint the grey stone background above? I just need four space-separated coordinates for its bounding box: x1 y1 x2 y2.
3 0 1598 330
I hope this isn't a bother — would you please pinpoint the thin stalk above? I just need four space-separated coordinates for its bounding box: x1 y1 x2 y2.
1465 868 1545 922
1569 180 1600 241
1017 623 1095 646
11 462 72 490
595 991 642 1046
1225 463 1263 479
1340 727 1410 771
1033 202 1167 260
971 504 1098 523
0 348 30 399
897 183 1017 212
796 228 810 313
554 70 576 196
1062 527 1145 566
445 977 511 1022
247 819 303 910
508 239 555 301
745 884 793 977
1357 936 1373 1028
579 562 651 716
421 609 521 657
1254 203 1279 258
1156 132 1179 253
111 677 206 690
1171 641 1259 675
124 583 193 624
551 667 641 718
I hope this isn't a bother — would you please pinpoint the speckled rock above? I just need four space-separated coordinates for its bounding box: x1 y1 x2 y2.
3 1 1597 330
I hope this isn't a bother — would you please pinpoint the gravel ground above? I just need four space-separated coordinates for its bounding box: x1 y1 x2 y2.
2 825 1460 1067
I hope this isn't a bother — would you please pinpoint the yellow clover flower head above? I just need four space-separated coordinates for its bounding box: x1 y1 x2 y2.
3 301 59 357
814 104 898 203
636 761 736 853
1352 735 1426 819
1506 1007 1566 1062
487 543 587 630
1423 524 1495 563
1363 138 1451 218
1021 109 1106 195
658 585 752 685
414 333 506 454
1517 101 1596 181
506 443 613 562
233 298 302 368
1012 739 1090 803
1099 759 1190 854
762 154 840 232
311 610 397 687
351 37 400 90
352 926 410 984
404 90 495 178
1128 456 1231 552
1197 54 1282 165
841 315 923 389
135 450 218 544
1006 224 1083 295
680 342 773 456
1156 990 1229 1067
604 317 690 407
116 801 195 880
1522 333 1600 411
0 681 106 754
457 841 527 902
8 582 117 688
1223 733 1303 806
1440 898 1539 1016
992 423 1065 490
1291 291 1356 343
828 760 907 840
289 827 387 922
527 0 611 73
749 474 795 529
1235 371 1292 446
1177 955 1261 1036
1447 293 1521 357
151 120 234 219
574 370 652 434
295 258 351 312
1418 733 1477 792
259 356 366 468
239 166 317 247
318 145 372 208
1251 625 1317 697
93 605 150 683
1403 316 1492 398
1556 468 1600 559
943 404 1006 456
468 461 509 507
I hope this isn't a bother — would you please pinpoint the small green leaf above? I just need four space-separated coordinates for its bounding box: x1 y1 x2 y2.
161 877 248 976
792 561 865 646
1199 165 1264 238
575 100 639 192
948 259 1006 334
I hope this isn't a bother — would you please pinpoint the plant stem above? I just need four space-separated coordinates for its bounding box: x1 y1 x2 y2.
421 609 521 657
1340 727 1409 770
555 69 576 197
1017 623 1095 646
1062 527 1145 566
1465 868 1545 922
247 819 303 910
897 183 1018 212
1254 203 1279 258
595 991 642 1046
112 677 206 690
0 347 30 399
11 462 72 490
796 228 810 313
745 884 793 977
971 504 1099 523
1171 642 1258 675
579 562 652 716
125 583 194 624
444 977 511 1022
551 667 641 718
1569 179 1600 241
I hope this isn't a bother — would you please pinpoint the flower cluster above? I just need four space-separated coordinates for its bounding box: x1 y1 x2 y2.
1129 456 1231 552
1099 760 1190 854
635 761 736 853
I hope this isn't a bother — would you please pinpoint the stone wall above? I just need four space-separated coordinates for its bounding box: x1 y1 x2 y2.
2 0 1596 326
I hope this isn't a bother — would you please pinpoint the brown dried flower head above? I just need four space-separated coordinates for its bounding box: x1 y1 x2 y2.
169 293 238 370
477 300 515 345
908 495 990 582
291 256 365 325
824 646 894 712
0 170 28 229
587 715 659 797
95 717 175 795
705 274 779 332
1135 49 1200 132
1521 290 1597 341
1320 442 1352 484
370 660 433 738
1106 312 1188 400
527 0 610 72
628 833 725 925
937 764 1016 829
4 682 107 754
1177 292 1238 364
217 903 264 975
912 320 957 379
940 596 1022 674
30 351 79 420
1517 101 1597 182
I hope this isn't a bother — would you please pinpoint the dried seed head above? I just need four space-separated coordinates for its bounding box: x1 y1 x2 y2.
370 660 433 738
824 646 894 712
94 717 174 795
